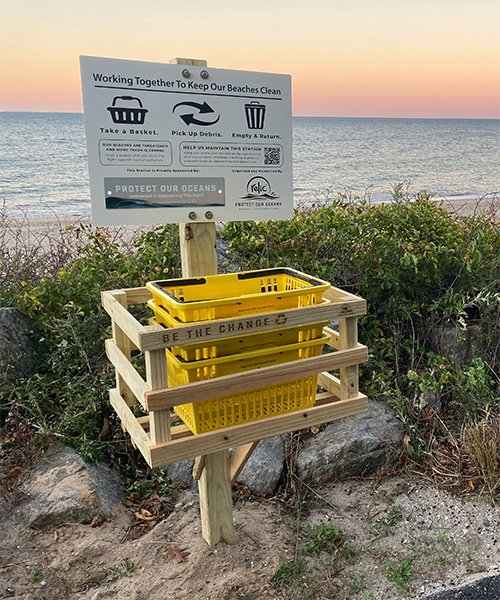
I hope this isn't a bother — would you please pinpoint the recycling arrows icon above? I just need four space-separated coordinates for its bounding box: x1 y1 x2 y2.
173 101 221 126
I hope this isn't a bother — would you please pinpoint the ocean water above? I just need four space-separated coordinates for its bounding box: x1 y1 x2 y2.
0 112 498 217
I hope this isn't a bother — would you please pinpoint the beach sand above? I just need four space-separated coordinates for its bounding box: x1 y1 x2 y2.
2 195 498 251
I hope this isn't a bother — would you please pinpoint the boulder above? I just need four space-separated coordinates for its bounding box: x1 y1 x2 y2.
163 458 197 489
24 442 125 529
433 325 482 365
164 436 285 495
237 436 285 495
0 308 38 379
296 400 404 485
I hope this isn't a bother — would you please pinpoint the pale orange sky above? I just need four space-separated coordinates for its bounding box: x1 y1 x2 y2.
0 0 499 117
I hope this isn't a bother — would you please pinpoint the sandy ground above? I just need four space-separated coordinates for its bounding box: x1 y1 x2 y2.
1 473 499 600
2 194 498 252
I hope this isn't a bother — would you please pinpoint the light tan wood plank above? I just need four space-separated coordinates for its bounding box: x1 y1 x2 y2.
138 299 366 351
145 345 368 411
179 222 218 277
323 326 340 349
317 371 341 396
339 316 359 399
124 287 152 305
111 290 135 406
169 57 208 67
149 394 368 467
198 450 234 545
109 388 152 463
102 291 143 348
105 339 150 407
146 348 171 445
324 286 366 306
192 456 206 480
229 442 259 485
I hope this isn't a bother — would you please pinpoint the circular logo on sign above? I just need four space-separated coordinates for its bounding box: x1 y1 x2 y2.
247 176 271 196
275 314 288 326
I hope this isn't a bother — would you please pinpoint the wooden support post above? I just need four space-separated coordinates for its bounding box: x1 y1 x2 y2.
110 290 135 408
170 56 234 545
146 348 171 445
339 316 359 399
198 450 235 545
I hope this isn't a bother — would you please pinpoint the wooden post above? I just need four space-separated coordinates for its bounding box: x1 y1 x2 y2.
110 291 135 407
170 56 234 546
339 316 359 399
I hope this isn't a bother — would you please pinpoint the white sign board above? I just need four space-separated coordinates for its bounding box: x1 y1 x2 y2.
80 56 293 225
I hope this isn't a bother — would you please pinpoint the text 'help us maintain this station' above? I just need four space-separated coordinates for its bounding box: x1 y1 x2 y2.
80 56 293 226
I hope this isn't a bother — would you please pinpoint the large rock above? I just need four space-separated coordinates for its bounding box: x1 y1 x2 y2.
296 400 404 485
237 436 285 495
433 325 482 365
164 436 285 495
0 308 38 379
24 442 126 528
163 457 197 489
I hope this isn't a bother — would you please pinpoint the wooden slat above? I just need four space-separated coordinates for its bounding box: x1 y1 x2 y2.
138 299 365 352
111 290 135 406
146 348 171 445
324 286 365 305
339 316 359 399
192 456 206 480
145 345 368 411
105 339 150 407
102 291 144 348
229 442 259 484
124 287 152 305
323 326 340 349
150 394 368 467
317 371 341 396
109 388 152 463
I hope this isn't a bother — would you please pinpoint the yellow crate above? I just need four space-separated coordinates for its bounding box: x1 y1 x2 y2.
147 298 329 361
146 268 330 323
168 336 325 434
175 376 319 434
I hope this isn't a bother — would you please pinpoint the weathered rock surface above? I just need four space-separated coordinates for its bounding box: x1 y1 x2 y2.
24 442 125 528
163 457 197 489
296 400 404 485
164 436 285 495
433 325 482 366
237 436 285 495
0 307 38 379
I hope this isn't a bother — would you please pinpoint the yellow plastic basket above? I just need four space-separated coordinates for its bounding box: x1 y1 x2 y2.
168 336 326 434
146 268 330 323
175 376 319 435
147 298 329 361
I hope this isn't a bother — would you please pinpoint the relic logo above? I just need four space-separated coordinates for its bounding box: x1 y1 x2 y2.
241 176 278 200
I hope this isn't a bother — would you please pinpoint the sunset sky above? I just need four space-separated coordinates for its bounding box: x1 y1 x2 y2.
0 0 499 118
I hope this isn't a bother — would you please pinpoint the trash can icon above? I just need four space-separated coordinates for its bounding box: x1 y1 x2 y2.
245 101 266 129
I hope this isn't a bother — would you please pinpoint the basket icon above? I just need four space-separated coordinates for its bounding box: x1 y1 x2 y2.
245 101 266 129
107 96 148 125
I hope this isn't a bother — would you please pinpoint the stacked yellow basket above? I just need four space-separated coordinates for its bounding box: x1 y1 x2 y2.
146 268 331 434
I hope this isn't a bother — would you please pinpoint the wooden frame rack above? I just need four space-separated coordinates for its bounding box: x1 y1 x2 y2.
102 285 369 470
